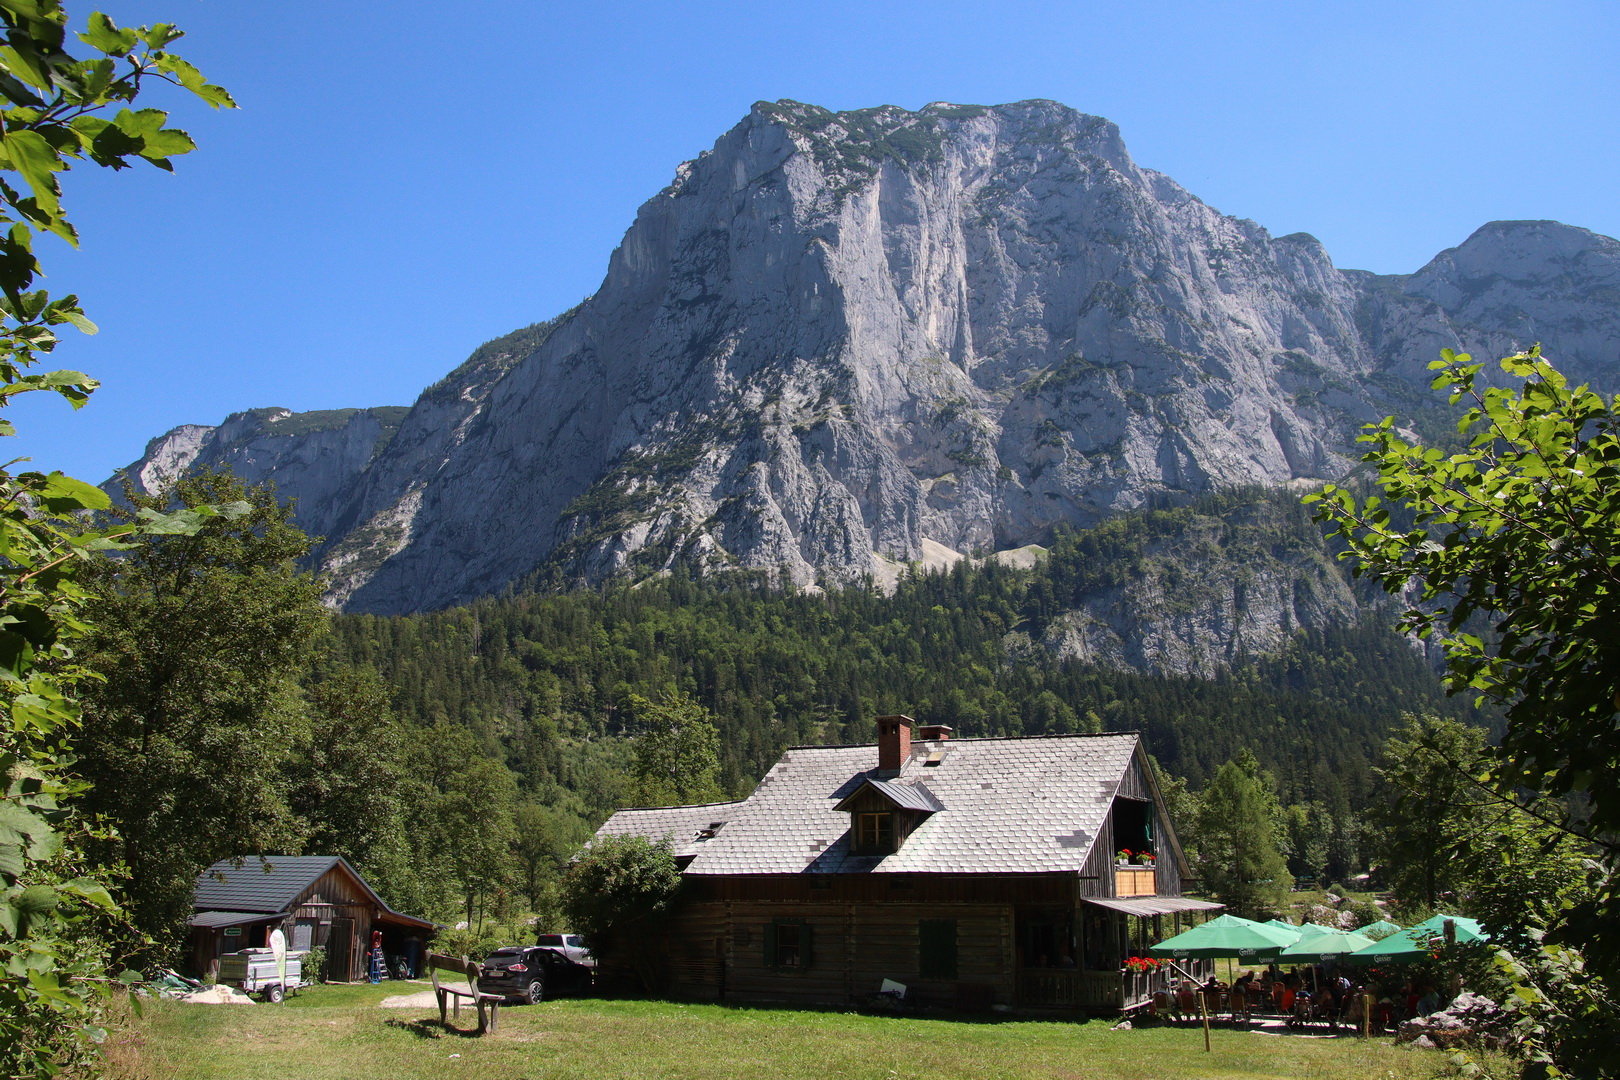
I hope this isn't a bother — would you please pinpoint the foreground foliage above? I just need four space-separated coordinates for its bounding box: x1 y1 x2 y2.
1312 349 1620 1077
559 835 680 991
0 2 230 1073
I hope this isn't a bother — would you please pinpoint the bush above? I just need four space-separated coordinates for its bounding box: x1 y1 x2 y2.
560 836 680 990
302 945 327 984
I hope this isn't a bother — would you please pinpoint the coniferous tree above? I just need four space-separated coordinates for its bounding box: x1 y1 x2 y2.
1192 750 1292 917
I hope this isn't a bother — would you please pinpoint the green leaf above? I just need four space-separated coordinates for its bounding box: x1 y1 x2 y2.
0 128 66 218
155 53 237 109
136 126 194 160
11 882 58 914
57 876 115 910
0 843 22 883
78 12 138 56
0 68 45 107
36 469 109 511
0 44 53 91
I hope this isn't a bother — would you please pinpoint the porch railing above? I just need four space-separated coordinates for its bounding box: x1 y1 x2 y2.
1017 958 1215 1012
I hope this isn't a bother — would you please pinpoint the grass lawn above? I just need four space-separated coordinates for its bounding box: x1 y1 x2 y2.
106 982 1484 1080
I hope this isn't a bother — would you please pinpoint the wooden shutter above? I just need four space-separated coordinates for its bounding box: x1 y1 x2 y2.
763 921 777 970
800 922 813 971
919 918 958 980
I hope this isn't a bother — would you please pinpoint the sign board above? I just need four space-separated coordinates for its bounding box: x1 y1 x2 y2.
223 927 241 937
269 928 287 1004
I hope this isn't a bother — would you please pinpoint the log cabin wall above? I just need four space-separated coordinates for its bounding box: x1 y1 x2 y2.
686 873 1074 905
1117 756 1152 800
1078 828 1114 899
662 899 1016 1011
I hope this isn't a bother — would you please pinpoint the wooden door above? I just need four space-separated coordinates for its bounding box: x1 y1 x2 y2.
329 918 354 982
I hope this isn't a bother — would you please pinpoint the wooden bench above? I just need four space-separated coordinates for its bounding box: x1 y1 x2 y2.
426 952 502 1034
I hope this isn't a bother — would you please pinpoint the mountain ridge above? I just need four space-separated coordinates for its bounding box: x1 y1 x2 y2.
109 99 1620 619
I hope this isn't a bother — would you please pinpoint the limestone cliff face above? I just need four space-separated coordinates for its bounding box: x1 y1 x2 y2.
110 101 1620 621
112 406 409 534
1351 220 1620 393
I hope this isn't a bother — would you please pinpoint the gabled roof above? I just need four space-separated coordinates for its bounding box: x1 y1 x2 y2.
194 855 343 913
832 777 945 814
598 732 1143 876
591 801 745 858
192 855 436 930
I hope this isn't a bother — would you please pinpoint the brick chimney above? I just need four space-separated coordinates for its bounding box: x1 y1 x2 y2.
876 714 913 774
917 724 953 742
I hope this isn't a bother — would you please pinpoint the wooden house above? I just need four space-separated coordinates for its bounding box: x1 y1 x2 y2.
594 719 1220 1014
189 855 436 982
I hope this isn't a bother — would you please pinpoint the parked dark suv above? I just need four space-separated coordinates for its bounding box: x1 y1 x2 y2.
476 945 593 1004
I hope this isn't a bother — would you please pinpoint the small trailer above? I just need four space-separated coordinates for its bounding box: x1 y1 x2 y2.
218 948 306 1003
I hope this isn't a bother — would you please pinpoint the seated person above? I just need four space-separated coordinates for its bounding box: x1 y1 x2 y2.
1315 984 1339 1029
1291 988 1312 1021
1345 991 1365 1027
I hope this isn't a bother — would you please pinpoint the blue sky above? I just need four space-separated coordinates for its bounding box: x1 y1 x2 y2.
15 0 1619 482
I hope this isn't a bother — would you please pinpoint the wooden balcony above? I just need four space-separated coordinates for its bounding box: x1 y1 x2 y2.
1114 867 1156 897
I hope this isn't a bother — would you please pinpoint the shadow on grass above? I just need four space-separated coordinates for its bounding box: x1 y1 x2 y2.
605 995 1093 1028
383 1018 489 1040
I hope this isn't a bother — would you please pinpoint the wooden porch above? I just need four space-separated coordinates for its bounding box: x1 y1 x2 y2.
1016 959 1215 1012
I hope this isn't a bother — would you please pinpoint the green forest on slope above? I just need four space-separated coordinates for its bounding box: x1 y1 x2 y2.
328 487 1486 841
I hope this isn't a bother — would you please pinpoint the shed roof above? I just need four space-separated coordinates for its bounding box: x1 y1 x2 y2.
192 855 436 930
591 801 745 858
187 910 287 929
598 732 1144 876
194 856 343 914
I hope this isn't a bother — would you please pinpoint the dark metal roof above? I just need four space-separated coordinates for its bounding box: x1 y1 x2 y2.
192 855 437 930
187 910 288 929
194 856 341 914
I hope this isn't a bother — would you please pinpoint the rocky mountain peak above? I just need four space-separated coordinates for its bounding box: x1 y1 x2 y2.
110 102 1620 617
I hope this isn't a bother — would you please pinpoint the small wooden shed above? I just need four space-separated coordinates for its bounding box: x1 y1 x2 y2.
189 855 436 982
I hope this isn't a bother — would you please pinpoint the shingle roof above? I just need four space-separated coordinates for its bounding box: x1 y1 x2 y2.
194 856 342 913
659 732 1140 876
592 801 745 858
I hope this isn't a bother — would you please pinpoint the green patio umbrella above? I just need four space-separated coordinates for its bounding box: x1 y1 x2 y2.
1360 920 1402 940
1149 914 1301 960
1299 922 1343 936
1346 915 1486 965
1409 914 1486 940
1277 930 1375 963
1264 918 1303 937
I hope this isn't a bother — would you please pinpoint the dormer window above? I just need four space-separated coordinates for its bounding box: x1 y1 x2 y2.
834 778 944 856
857 812 894 853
